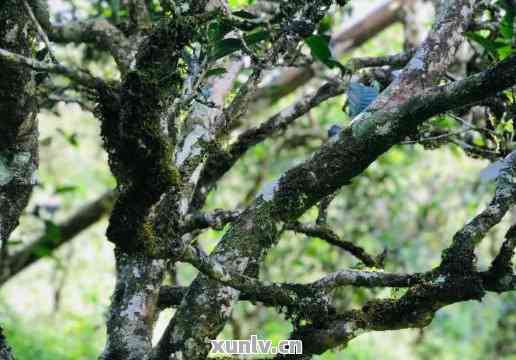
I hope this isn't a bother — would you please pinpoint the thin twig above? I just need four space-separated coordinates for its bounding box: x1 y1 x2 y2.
23 0 59 64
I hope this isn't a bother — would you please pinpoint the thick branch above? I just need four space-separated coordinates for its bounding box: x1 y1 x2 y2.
100 252 164 360
156 4 509 357
347 49 416 71
0 0 39 279
128 0 152 31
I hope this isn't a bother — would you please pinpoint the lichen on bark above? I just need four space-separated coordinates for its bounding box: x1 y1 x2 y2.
0 0 39 273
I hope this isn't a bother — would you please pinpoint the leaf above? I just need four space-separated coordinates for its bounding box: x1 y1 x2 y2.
318 15 333 34
465 32 505 58
40 137 52 146
304 34 333 63
232 10 258 19
211 38 243 60
244 30 269 44
499 0 516 40
433 115 455 129
497 45 514 60
45 221 61 241
7 240 23 246
206 67 228 77
57 128 79 147
211 30 269 60
55 185 78 194
207 20 233 42
304 34 346 71
40 220 61 251
110 0 120 22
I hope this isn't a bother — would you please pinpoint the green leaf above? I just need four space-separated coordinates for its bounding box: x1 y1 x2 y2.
211 38 243 60
499 0 516 40
304 35 346 71
497 45 514 60
207 20 233 42
110 0 120 22
55 185 78 194
45 221 61 242
232 10 258 19
433 115 455 129
304 34 333 63
57 128 79 147
36 220 62 258
7 240 23 246
211 30 269 60
244 30 269 44
465 32 505 58
206 67 228 77
318 15 333 34
40 137 52 146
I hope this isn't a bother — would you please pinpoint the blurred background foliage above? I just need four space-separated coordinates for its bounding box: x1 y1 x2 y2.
1 0 516 359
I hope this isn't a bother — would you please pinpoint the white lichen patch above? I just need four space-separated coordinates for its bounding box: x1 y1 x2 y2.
175 124 209 166
120 293 146 320
376 122 392 136
408 57 425 71
0 152 33 186
0 156 13 186
170 351 184 360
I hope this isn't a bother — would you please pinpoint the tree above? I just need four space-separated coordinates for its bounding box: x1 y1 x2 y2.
1 0 516 359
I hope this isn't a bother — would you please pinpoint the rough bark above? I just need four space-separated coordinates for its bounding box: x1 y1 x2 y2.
0 0 38 283
152 1 496 358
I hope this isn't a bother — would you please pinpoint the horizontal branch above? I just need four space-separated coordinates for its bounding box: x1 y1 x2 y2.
0 47 110 89
292 268 512 355
347 49 415 71
158 268 430 309
180 245 426 308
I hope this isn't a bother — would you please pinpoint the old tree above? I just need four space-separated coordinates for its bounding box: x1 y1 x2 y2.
1 0 516 358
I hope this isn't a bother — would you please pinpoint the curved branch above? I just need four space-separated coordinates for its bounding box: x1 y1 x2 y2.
50 19 133 73
284 221 379 267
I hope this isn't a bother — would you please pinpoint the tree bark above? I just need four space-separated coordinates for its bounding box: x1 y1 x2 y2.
0 0 39 288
